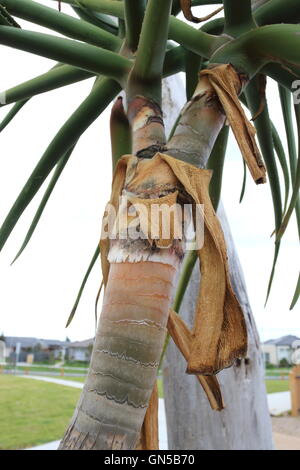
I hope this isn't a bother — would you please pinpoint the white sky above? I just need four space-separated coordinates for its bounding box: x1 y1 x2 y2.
0 2 299 343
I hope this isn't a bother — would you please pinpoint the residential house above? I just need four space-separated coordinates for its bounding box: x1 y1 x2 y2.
261 335 300 366
66 338 94 363
4 336 67 363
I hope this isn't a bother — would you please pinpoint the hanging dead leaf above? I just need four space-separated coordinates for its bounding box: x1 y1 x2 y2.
100 155 132 286
100 152 247 378
136 383 159 450
180 0 223 24
200 65 266 184
158 153 247 375
168 309 224 411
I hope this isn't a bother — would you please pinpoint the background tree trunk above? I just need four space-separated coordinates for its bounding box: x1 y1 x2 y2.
161 76 274 451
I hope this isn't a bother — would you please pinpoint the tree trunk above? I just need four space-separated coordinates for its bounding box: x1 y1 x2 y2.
60 70 273 450
161 77 274 451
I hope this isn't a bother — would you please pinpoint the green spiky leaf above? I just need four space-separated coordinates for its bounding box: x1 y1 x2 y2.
11 145 76 264
239 159 247 203
245 78 283 304
0 4 20 27
66 245 100 327
0 77 120 253
290 273 300 310
0 99 28 132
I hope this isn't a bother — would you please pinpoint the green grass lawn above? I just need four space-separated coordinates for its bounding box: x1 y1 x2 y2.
0 375 81 450
1 374 287 450
265 369 291 377
265 380 290 394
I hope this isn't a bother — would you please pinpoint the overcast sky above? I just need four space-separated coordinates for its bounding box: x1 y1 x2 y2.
0 2 299 343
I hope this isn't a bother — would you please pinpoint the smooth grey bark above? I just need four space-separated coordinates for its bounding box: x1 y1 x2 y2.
161 77 274 450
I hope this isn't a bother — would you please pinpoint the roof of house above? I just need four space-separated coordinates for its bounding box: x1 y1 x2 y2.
264 335 300 346
67 338 94 349
4 336 67 349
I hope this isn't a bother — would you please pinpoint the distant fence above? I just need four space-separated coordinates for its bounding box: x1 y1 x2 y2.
8 351 50 363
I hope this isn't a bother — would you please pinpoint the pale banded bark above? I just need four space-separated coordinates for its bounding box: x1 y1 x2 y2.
60 84 186 449
163 205 273 450
60 261 177 450
60 67 238 449
167 75 225 167
60 75 227 448
60 66 264 450
127 96 166 157
162 76 273 450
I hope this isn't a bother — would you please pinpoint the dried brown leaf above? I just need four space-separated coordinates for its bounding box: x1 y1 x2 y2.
168 309 224 411
180 0 223 24
100 152 247 378
100 155 131 286
200 65 266 184
136 383 159 450
159 154 247 375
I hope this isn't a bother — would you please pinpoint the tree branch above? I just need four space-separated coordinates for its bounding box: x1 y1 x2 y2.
127 0 172 103
1 0 121 51
71 5 118 35
110 97 131 169
124 0 146 52
1 46 184 107
52 0 224 59
255 0 300 26
0 26 131 82
169 15 227 58
0 99 28 131
50 0 124 17
223 0 256 37
163 46 185 76
1 64 93 106
212 24 300 78
262 63 300 90
189 0 300 39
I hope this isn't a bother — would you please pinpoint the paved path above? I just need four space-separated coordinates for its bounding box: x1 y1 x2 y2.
267 391 291 416
28 440 61 450
273 432 300 450
20 375 84 389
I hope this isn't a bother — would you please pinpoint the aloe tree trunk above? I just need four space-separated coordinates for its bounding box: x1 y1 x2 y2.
161 77 273 450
